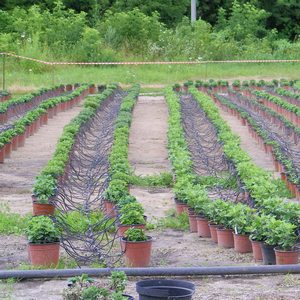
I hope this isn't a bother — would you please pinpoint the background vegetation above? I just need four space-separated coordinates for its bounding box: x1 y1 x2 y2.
0 0 300 87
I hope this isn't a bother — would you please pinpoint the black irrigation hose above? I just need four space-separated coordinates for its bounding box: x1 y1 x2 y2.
1 265 300 279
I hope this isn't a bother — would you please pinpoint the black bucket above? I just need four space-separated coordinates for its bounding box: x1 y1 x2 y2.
260 242 276 265
136 279 195 300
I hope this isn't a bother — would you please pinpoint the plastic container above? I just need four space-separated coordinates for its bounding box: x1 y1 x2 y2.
136 279 195 300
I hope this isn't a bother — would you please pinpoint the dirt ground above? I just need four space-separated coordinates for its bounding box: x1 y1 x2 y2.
218 105 279 177
1 93 300 299
1 273 300 299
0 104 83 215
128 95 171 176
0 102 83 269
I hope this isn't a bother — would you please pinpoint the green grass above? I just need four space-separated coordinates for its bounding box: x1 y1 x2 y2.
0 278 17 300
0 204 29 235
17 257 78 270
130 172 173 187
1 61 300 91
155 209 189 231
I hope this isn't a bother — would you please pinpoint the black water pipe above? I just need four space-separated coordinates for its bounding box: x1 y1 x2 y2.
1 265 300 280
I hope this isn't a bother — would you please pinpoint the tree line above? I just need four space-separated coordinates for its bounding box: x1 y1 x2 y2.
1 0 299 39
1 0 300 69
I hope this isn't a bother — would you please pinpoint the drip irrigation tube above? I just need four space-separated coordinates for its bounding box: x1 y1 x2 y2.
1 265 300 279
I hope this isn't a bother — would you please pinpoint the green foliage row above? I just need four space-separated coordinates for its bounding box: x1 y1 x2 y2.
0 84 88 151
103 84 149 227
190 87 291 201
216 89 300 185
32 84 118 203
0 85 63 113
276 88 300 101
104 84 140 203
165 86 299 250
253 90 300 117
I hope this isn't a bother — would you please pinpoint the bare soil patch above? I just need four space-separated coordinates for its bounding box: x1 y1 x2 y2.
218 106 279 177
0 104 83 215
128 95 171 176
3 274 300 299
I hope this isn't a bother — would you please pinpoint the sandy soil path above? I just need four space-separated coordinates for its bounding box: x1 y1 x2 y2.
128 96 171 176
218 107 279 177
0 103 83 215
4 273 300 299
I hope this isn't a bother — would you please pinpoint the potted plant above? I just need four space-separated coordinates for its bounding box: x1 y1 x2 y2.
63 272 134 299
259 217 281 265
32 174 57 215
121 228 152 267
103 179 128 217
213 200 235 248
231 204 255 253
205 200 222 243
186 185 210 235
0 142 4 163
173 177 192 214
118 208 146 237
195 199 212 238
269 221 299 265
248 215 268 262
232 80 241 91
172 83 181 93
26 216 60 267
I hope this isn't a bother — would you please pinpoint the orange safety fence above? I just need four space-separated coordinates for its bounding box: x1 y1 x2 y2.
1 52 300 66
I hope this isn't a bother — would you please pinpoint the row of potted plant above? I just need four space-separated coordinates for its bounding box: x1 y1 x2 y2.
0 84 90 164
240 89 300 138
214 91 300 194
26 84 120 267
233 79 295 89
182 79 296 95
165 86 299 264
190 87 300 262
275 87 300 108
0 90 10 102
0 85 66 123
189 87 290 203
31 84 118 215
253 90 300 126
102 84 154 267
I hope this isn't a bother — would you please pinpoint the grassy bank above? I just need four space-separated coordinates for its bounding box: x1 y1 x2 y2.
1 60 300 91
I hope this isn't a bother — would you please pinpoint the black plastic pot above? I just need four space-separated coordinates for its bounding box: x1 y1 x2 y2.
123 294 134 300
260 242 276 265
136 279 195 300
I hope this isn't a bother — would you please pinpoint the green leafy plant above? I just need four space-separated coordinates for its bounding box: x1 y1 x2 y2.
264 218 298 250
63 271 129 300
124 228 148 242
119 202 144 216
119 210 146 226
32 174 57 204
230 203 255 235
26 216 60 244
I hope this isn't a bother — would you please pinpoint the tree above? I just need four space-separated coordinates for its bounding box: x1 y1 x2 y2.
256 0 300 40
111 0 190 27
